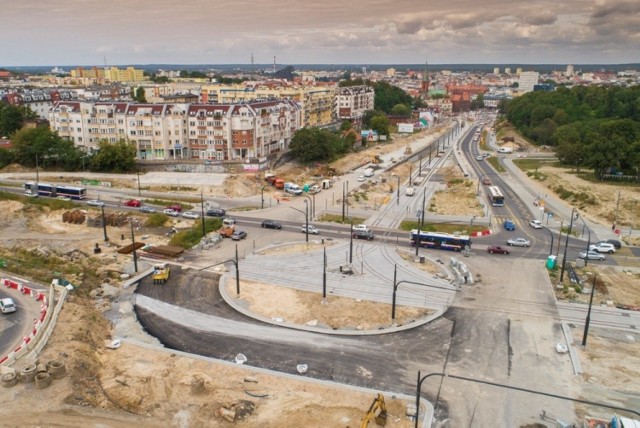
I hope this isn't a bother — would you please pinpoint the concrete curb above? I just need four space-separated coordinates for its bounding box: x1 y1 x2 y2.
218 274 445 336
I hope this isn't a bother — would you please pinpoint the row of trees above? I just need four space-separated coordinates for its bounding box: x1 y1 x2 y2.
0 125 137 173
501 85 640 178
0 104 38 137
340 78 414 114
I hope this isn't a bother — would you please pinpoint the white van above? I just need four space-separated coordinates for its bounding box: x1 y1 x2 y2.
405 187 416 196
364 168 374 177
284 182 302 195
497 147 513 154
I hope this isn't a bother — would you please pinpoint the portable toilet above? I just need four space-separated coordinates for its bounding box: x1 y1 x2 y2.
546 255 557 269
303 184 310 192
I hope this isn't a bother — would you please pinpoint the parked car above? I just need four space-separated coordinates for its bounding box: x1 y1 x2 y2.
261 219 282 229
603 239 622 249
357 175 366 182
507 237 531 247
503 219 515 231
405 187 416 196
0 297 16 314
165 204 182 212
140 206 156 213
482 177 491 185
487 245 510 254
589 242 615 253
579 250 606 261
206 208 226 217
182 211 200 219
353 224 370 232
222 217 236 226
231 230 247 241
124 199 142 207
352 230 374 240
86 199 104 207
163 208 179 217
301 224 319 235
476 155 483 161
529 220 543 229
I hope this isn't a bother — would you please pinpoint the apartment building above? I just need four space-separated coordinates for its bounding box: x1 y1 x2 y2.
518 71 539 93
187 99 301 161
335 85 375 123
2 90 77 120
201 81 335 127
49 101 189 159
49 99 300 161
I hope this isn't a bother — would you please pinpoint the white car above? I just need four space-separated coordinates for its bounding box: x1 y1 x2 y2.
87 199 105 207
182 211 201 219
353 224 370 232
589 242 615 254
357 175 366 182
301 224 319 234
507 237 531 247
529 220 543 229
163 208 179 217
0 298 16 314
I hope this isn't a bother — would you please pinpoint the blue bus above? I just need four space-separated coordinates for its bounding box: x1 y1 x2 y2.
24 182 87 200
410 230 472 252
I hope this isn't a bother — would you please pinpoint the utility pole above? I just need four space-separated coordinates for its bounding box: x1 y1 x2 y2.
614 190 621 228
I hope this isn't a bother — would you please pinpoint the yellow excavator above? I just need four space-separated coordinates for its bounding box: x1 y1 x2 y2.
152 263 170 284
361 393 387 427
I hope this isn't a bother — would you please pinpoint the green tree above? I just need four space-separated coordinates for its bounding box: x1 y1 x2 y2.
340 120 352 132
90 139 137 172
391 104 411 117
470 94 485 110
370 115 390 137
132 87 147 103
362 110 385 129
0 104 26 136
289 128 344 163
0 147 14 169
10 127 83 170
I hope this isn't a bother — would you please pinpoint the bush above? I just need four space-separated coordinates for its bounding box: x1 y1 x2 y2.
145 213 169 227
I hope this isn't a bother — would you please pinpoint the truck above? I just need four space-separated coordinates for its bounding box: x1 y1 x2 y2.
284 182 302 195
152 263 170 284
497 147 513 154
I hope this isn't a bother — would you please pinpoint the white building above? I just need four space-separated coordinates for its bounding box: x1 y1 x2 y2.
335 86 375 122
518 71 540 93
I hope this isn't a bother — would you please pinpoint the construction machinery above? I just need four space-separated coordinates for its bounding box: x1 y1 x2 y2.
360 393 387 427
404 146 412 155
371 155 382 164
152 263 170 284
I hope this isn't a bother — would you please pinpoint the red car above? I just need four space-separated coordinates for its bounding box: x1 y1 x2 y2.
165 204 182 212
124 199 142 207
487 245 510 255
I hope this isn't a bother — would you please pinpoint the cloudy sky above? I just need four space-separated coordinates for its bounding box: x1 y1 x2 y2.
2 0 639 66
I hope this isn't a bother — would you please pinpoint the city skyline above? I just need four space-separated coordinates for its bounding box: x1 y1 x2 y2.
1 0 639 67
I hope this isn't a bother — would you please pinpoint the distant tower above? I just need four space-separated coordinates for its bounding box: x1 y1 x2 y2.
566 64 574 76
273 56 276 74
104 56 107 67
421 57 430 99
251 52 254 75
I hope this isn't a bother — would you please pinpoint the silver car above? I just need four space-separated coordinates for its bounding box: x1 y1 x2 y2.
507 237 531 247
86 199 104 207
579 250 605 261
182 211 201 219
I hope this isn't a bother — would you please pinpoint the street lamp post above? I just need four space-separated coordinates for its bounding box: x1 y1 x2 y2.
540 224 554 256
303 195 312 221
304 200 309 243
393 175 400 205
349 217 354 264
101 205 109 242
200 191 206 238
391 264 398 324
260 184 269 209
582 274 598 347
199 244 240 295
578 214 592 266
130 220 138 273
137 172 141 196
560 208 577 282
322 247 327 300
